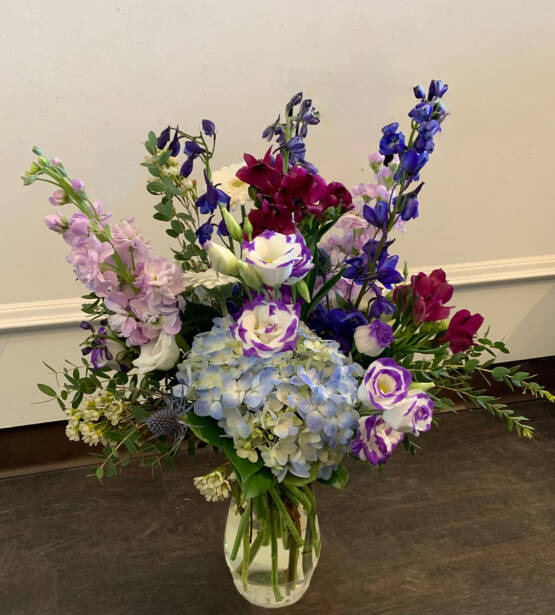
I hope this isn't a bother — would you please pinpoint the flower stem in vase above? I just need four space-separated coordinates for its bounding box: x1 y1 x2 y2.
270 505 283 602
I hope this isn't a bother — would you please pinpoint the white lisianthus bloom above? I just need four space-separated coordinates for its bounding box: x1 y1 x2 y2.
382 391 434 436
132 331 180 376
211 163 251 212
242 230 313 287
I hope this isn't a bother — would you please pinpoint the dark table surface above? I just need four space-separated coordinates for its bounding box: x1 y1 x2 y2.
1 400 554 615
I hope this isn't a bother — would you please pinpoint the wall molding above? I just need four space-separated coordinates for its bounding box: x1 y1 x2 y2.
1 254 554 333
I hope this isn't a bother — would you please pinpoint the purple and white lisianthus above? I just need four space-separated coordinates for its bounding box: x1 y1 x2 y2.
230 296 300 358
382 390 434 436
243 230 313 286
351 415 404 466
358 357 412 409
354 319 394 356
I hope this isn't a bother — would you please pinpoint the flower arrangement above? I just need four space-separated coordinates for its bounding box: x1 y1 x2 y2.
24 80 554 608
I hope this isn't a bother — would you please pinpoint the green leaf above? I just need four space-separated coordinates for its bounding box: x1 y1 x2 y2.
242 468 273 499
464 359 479 374
154 199 174 220
132 405 149 421
221 438 263 485
283 462 319 487
37 383 57 397
146 181 165 194
183 413 225 447
78 378 97 394
158 149 171 166
302 269 345 318
491 366 510 381
317 463 349 490
95 466 104 481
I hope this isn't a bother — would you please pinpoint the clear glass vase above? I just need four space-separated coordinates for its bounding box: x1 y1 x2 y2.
223 486 320 609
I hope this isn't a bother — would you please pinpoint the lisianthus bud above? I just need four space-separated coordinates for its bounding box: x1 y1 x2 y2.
242 215 253 240
295 279 310 302
237 261 262 289
354 320 394 357
203 240 239 277
220 208 243 242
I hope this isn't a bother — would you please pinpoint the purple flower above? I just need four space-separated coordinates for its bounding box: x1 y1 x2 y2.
351 415 404 466
48 189 66 206
168 127 180 157
382 391 434 436
157 126 171 149
307 305 367 354
196 218 214 245
44 213 67 233
353 319 394 357
184 141 205 157
196 171 230 214
230 296 300 359
201 119 215 137
358 357 412 410
71 178 84 192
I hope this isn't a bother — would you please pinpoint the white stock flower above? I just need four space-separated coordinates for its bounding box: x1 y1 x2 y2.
212 163 251 212
193 470 233 502
132 331 180 376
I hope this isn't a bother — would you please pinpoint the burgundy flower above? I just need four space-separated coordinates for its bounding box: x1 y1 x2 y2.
248 199 295 237
441 309 484 353
275 166 327 221
236 149 283 197
394 268 453 323
320 181 353 213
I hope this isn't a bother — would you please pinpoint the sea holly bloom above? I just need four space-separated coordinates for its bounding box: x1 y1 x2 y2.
243 231 313 286
353 319 394 357
441 309 484 353
358 357 412 410
351 415 404 466
230 296 300 359
382 390 434 435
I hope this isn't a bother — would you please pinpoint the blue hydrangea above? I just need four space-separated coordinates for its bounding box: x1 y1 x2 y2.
175 317 360 482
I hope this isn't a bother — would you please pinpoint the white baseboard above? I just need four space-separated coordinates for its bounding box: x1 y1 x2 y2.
1 255 554 332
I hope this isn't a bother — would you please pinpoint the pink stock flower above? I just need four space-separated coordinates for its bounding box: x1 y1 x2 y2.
66 236 118 297
48 189 66 206
44 213 67 233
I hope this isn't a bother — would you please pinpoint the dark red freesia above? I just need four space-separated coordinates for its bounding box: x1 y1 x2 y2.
441 309 484 353
275 166 328 221
321 181 353 213
248 199 295 237
236 149 283 197
393 268 453 323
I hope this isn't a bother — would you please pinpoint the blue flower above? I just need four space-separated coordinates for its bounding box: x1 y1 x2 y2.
184 141 205 157
307 305 367 353
363 201 389 228
413 85 426 100
195 171 230 214
157 126 171 149
180 157 194 178
201 119 215 137
369 289 396 318
379 129 406 156
408 101 433 124
400 149 429 176
168 127 180 157
196 218 214 245
401 196 419 221
262 115 280 141
427 79 448 100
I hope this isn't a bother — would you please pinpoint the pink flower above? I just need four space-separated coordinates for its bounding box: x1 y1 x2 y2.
441 309 484 353
44 213 67 233
71 178 84 192
236 149 283 197
48 189 66 206
275 166 327 220
67 236 118 297
394 269 453 323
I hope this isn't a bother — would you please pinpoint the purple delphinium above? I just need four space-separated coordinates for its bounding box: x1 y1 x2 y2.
307 305 367 354
351 415 404 466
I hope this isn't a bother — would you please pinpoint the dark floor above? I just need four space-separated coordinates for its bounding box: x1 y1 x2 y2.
1 401 554 615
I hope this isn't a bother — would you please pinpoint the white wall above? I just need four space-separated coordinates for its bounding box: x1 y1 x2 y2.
1 0 554 427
